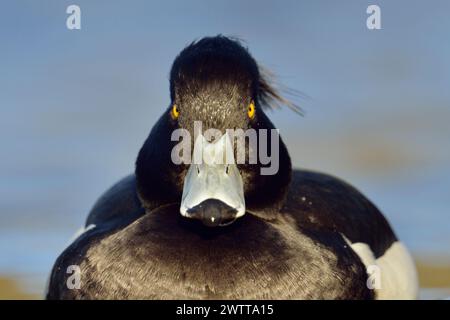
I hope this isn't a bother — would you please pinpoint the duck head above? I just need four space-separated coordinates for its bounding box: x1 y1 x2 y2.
136 36 293 227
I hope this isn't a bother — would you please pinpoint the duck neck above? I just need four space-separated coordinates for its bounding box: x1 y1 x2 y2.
241 110 292 221
135 113 186 211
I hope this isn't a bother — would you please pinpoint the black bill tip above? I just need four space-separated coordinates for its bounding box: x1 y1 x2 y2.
187 199 238 227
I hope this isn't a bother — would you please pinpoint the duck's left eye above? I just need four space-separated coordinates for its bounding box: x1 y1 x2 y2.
171 104 179 120
248 101 256 119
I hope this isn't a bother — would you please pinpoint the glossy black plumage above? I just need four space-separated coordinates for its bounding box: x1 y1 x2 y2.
47 36 398 300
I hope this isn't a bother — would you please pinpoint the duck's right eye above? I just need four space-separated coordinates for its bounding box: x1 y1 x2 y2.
170 104 179 120
247 101 256 119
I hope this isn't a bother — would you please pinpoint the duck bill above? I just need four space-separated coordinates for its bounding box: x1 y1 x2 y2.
180 133 245 227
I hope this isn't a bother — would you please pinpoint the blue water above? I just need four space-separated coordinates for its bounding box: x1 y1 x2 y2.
1 0 450 296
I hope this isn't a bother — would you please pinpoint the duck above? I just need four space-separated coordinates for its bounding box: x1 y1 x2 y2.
46 35 418 300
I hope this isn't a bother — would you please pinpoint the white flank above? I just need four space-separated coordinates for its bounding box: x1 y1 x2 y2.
342 235 419 299
67 224 96 247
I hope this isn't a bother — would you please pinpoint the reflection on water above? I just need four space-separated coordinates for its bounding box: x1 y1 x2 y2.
1 0 450 298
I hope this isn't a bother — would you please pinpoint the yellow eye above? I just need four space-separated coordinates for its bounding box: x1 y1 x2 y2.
171 104 179 119
247 101 255 119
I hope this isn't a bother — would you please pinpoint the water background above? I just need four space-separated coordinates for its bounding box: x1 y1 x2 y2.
0 0 449 296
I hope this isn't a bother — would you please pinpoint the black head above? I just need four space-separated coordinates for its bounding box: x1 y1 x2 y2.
136 36 293 225
169 36 259 133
